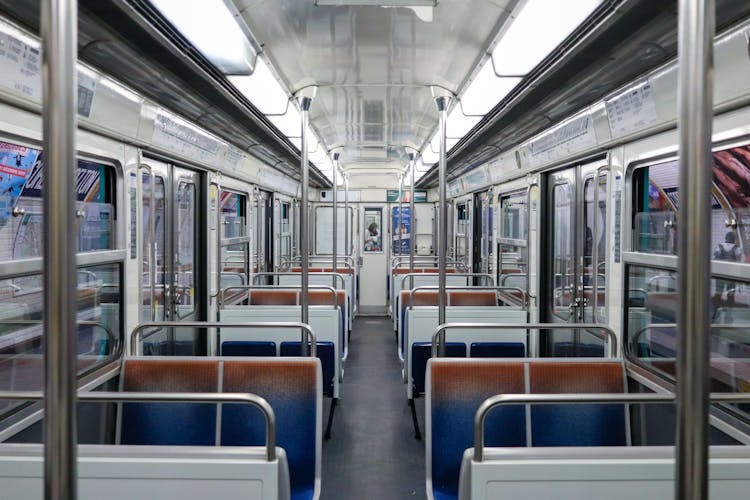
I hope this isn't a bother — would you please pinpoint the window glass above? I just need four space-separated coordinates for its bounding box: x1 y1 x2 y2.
632 145 750 261
626 265 750 413
220 191 246 241
141 172 166 323
363 207 382 252
0 142 116 260
498 191 528 291
0 263 121 415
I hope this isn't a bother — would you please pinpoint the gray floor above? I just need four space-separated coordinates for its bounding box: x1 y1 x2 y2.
321 316 427 499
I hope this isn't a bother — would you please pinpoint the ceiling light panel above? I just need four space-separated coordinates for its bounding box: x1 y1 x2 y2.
491 0 602 75
150 0 257 75
228 57 290 114
459 62 521 116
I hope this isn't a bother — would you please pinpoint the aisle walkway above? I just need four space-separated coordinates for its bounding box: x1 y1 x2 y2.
321 316 427 499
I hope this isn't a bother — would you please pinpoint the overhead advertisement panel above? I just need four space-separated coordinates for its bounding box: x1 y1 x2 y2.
386 189 427 202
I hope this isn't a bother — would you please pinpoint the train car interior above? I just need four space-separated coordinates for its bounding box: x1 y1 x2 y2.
0 0 749 499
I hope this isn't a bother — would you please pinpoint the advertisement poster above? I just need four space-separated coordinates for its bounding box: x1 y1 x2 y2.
0 142 41 227
386 189 427 203
392 206 411 254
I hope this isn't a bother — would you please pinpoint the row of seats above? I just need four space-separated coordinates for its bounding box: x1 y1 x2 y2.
120 356 321 500
426 358 627 500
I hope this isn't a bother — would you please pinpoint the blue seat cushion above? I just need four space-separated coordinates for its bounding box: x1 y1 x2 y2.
470 342 525 358
221 341 276 357
411 342 466 395
281 341 336 398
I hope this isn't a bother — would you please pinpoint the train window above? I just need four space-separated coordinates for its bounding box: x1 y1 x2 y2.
363 207 382 252
625 265 750 402
632 144 750 262
141 172 166 323
219 190 249 300
0 263 121 417
456 202 469 263
220 191 246 240
498 191 528 290
0 143 116 260
584 173 608 322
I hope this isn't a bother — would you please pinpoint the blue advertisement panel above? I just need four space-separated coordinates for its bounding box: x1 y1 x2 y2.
0 142 41 228
392 206 411 254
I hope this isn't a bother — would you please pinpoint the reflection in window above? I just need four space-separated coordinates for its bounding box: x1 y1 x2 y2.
219 191 248 303
2 146 116 260
626 266 750 405
633 145 750 262
363 207 382 252
0 264 121 414
498 191 528 293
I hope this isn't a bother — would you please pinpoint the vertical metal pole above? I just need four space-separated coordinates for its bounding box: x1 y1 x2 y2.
676 1 714 500
344 175 349 257
398 175 403 256
41 0 78 498
332 153 338 283
409 155 415 277
298 95 314 356
434 94 452 356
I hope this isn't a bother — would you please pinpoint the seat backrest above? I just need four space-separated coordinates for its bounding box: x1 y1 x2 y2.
427 358 627 499
222 358 321 500
448 291 496 307
119 357 321 500
306 289 346 307
249 290 298 305
528 360 627 446
427 359 526 500
120 358 219 446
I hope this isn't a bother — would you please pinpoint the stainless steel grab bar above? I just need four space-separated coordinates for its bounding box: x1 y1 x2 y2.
0 390 277 461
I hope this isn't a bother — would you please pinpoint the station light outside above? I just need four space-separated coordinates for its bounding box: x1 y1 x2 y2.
150 0 257 75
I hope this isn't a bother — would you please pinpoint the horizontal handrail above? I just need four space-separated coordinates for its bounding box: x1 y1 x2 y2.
473 392 750 462
280 255 355 270
431 322 618 358
0 391 276 462
0 320 118 354
218 284 339 309
129 321 317 357
252 272 346 289
407 286 528 310
399 273 495 289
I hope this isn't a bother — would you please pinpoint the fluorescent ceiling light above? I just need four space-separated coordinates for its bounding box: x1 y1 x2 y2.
315 0 436 5
491 0 602 75
460 62 521 116
421 145 439 165
268 105 302 137
447 108 481 138
150 0 257 75
229 57 290 114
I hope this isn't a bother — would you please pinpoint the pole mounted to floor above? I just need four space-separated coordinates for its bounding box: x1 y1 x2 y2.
296 87 317 356
432 88 453 356
675 1 714 499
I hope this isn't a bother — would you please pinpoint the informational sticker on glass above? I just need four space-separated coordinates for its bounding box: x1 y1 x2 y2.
0 142 41 227
386 189 426 202
605 81 658 138
77 70 97 118
363 207 382 253
0 28 41 101
392 207 411 254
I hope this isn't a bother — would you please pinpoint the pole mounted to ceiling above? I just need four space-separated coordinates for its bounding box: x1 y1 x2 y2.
295 86 317 356
331 148 342 286
675 1 714 499
431 86 454 356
